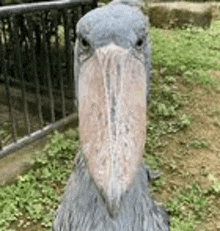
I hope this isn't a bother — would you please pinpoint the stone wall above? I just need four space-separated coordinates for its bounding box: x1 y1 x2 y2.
148 2 213 29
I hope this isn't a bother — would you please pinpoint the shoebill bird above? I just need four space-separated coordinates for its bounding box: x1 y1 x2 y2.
53 0 170 230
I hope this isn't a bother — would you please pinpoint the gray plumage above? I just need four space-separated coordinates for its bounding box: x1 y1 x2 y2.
53 0 170 230
53 153 170 231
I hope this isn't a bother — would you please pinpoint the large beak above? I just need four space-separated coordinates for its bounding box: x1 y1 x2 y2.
78 43 147 217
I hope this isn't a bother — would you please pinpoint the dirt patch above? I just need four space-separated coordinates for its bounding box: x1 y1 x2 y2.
154 75 220 231
10 217 46 231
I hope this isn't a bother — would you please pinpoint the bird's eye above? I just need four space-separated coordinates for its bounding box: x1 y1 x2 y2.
80 37 90 50
135 38 144 49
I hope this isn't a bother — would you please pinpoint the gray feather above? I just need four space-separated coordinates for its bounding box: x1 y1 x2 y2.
53 153 170 231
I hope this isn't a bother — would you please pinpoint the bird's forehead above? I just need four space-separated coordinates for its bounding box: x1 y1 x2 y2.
77 5 146 45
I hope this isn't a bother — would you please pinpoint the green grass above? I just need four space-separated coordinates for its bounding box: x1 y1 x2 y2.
1 21 220 230
151 21 220 87
167 184 207 231
0 130 79 230
188 138 210 149
145 21 220 230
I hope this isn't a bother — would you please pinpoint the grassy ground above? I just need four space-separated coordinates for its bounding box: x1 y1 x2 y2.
146 20 220 231
0 21 220 230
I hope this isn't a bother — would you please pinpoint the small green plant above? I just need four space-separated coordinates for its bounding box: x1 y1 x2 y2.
167 184 207 230
183 69 217 87
176 114 191 130
153 102 177 118
189 138 209 149
208 174 220 194
171 215 194 231
150 81 181 119
143 150 164 171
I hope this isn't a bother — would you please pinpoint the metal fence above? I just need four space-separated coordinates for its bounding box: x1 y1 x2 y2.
0 0 97 158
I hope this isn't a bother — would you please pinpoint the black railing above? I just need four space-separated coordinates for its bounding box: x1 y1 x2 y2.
0 0 97 158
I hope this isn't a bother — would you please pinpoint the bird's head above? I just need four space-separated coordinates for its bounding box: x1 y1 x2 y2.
74 1 151 218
